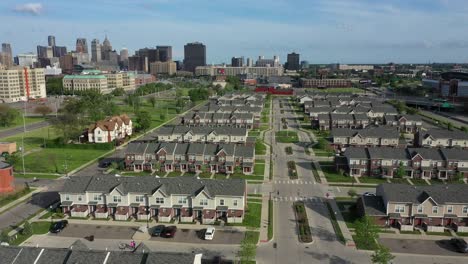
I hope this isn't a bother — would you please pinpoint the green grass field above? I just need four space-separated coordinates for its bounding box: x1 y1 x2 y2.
254 163 265 176
275 131 299 143
0 116 45 132
1 126 59 150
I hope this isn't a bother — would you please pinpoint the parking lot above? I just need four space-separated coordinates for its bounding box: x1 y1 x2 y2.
150 227 244 245
379 238 466 257
51 223 138 240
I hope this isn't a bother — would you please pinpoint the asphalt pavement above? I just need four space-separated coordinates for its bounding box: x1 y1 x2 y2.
0 121 50 139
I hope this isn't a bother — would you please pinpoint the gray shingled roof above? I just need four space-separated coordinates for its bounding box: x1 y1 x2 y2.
440 148 468 161
343 147 369 159
407 148 444 161
361 196 386 216
421 129 468 140
331 127 399 139
146 252 196 264
0 161 12 169
36 249 72 264
61 176 93 194
66 250 108 263
62 175 246 197
367 147 409 160
380 183 468 204
106 251 145 264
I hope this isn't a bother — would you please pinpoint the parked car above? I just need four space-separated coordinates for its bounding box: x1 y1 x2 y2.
363 192 376 197
151 225 165 237
50 220 68 233
204 227 216 240
451 238 468 253
162 226 177 238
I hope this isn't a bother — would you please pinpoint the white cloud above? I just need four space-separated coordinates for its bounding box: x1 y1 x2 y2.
13 3 43 15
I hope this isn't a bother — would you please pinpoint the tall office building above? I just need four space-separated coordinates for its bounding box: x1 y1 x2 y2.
91 39 101 63
156 46 172 62
17 53 38 67
2 43 12 57
59 54 74 74
231 57 244 67
246 58 253 67
183 42 206 72
256 55 280 67
37 45 53 59
76 38 88 53
150 61 177 75
120 48 129 61
286 52 300 71
48 35 56 47
101 36 113 60
53 46 67 58
300 60 309 69
1 43 13 68
129 55 148 72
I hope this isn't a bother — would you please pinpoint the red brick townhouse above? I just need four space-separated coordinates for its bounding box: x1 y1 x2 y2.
60 175 246 224
358 184 468 232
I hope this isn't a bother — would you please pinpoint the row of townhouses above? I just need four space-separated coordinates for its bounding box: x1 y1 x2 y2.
215 93 265 102
340 147 468 179
331 127 403 150
181 112 256 129
210 94 265 108
198 104 263 117
60 175 246 224
307 105 398 118
125 142 255 174
146 126 248 144
359 184 468 232
315 113 370 130
416 129 468 148
384 114 423 133
87 114 132 143
303 99 385 112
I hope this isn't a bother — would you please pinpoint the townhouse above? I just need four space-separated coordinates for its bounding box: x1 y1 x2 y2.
416 129 468 148
60 175 246 224
315 113 370 130
342 147 468 179
181 112 256 129
125 142 255 174
331 127 401 150
87 114 132 143
198 104 263 116
148 126 248 144
358 184 468 232
384 114 423 133
308 105 397 119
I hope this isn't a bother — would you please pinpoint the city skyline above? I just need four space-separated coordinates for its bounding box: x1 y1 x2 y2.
2 0 468 64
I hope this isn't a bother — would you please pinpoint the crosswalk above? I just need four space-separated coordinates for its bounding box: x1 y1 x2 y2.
273 180 315 185
273 196 322 203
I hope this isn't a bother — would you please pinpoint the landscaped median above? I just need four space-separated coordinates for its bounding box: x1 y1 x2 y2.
293 201 312 243
287 161 298 179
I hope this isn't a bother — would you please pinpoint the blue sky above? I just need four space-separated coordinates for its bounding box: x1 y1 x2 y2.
2 0 468 64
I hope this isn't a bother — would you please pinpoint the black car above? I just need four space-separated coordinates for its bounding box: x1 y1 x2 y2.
151 225 165 237
50 220 68 233
162 226 177 238
451 238 468 253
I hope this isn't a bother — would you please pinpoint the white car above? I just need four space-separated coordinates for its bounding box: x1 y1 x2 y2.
363 192 376 197
204 227 215 240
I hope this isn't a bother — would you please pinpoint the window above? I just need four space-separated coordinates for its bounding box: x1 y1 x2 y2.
178 197 187 204
395 205 405 213
200 199 208 206
463 206 468 214
220 199 225 206
233 200 238 206
136 196 145 202
447 206 453 214
93 194 102 201
78 196 82 202
65 194 70 201
417 205 423 213
113 196 121 203
432 206 438 214
155 197 164 204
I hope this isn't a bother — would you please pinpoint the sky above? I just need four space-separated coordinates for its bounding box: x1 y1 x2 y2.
2 0 468 64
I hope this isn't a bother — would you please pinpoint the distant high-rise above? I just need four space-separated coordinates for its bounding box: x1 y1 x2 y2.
300 60 309 69
129 55 148 72
286 52 300 71
246 58 253 67
91 39 101 63
37 45 53 59
184 42 206 72
256 55 279 67
59 54 74 74
156 46 172 62
76 38 88 53
1 43 13 64
101 36 112 60
53 46 67 58
231 56 244 67
48 35 56 47
120 48 129 61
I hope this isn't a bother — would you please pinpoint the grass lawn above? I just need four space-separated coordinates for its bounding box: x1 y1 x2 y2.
243 202 262 228
231 174 264 181
411 179 429 185
255 140 266 155
275 131 299 143
321 165 355 183
352 235 379 250
248 194 262 198
390 178 410 184
198 172 212 178
249 131 260 137
22 148 108 174
14 173 61 179
457 232 468 237
166 171 183 177
426 230 452 236
1 126 59 150
214 173 228 180
431 178 446 184
358 177 388 184
0 188 34 208
121 171 152 177
0 116 45 132
244 231 260 244
254 163 265 176
336 200 359 229
268 199 273 241
325 202 345 244
400 230 421 235
10 221 52 246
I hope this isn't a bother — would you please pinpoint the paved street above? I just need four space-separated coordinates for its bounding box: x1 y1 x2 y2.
54 223 138 240
0 120 50 139
150 228 244 245
379 238 465 257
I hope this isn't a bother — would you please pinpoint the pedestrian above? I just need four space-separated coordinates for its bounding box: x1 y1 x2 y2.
130 240 136 249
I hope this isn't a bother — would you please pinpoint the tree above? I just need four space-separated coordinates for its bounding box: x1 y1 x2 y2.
111 87 126 96
237 238 256 263
0 105 19 127
394 162 405 178
354 216 380 249
159 113 166 121
147 96 157 108
461 126 468 133
34 105 53 117
447 122 453 131
0 230 9 243
136 111 152 132
22 221 33 236
347 189 357 198
371 245 395 264
5 152 20 167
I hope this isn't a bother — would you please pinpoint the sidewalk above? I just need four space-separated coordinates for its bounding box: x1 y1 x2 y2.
258 196 270 243
327 199 355 247
0 187 45 215
312 160 328 184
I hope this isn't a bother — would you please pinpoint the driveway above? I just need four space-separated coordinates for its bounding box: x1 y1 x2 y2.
379 238 466 257
150 227 244 245
52 223 138 240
